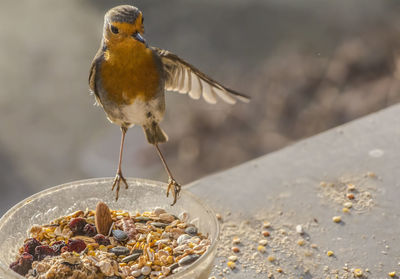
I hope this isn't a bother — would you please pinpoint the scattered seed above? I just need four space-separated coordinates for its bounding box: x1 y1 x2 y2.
342 207 350 213
232 246 240 253
347 183 356 191
262 231 270 237
297 239 305 246
257 245 266 253
258 239 268 246
344 202 353 208
232 237 241 244
389 271 396 277
263 222 271 228
276 267 283 273
332 216 342 223
296 225 304 234
228 255 238 262
267 255 276 262
327 250 334 257
216 213 222 221
347 193 355 200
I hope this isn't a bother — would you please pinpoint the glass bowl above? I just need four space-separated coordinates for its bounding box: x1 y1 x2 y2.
0 178 219 279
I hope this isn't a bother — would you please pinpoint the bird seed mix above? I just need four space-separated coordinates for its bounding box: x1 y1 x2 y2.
9 202 210 279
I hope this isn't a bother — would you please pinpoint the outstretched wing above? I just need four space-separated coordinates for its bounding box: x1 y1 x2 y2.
153 48 250 105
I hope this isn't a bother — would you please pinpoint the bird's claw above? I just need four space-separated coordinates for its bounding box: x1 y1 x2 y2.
111 172 129 201
166 178 181 206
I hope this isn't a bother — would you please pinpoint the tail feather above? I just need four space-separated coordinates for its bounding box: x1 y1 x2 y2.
143 123 168 144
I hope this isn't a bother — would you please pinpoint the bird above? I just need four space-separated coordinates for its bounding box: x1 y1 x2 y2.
89 5 249 205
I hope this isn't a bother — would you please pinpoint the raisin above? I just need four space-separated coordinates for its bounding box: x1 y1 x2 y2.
83 224 97 237
51 241 67 255
10 252 33 275
35 245 56 261
67 239 86 253
93 234 111 246
23 238 41 256
68 218 87 234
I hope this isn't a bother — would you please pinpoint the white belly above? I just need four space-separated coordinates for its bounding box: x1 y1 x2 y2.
106 98 165 128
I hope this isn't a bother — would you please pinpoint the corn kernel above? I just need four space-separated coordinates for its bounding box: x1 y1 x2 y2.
257 245 266 253
276 268 283 273
342 207 350 213
166 256 174 264
267 255 275 262
327 250 334 257
164 246 172 253
99 245 107 252
353 268 363 277
88 250 96 256
227 261 236 269
119 263 127 267
332 216 341 223
389 271 396 277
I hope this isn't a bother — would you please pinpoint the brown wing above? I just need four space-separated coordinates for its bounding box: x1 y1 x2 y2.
153 48 250 105
88 48 104 106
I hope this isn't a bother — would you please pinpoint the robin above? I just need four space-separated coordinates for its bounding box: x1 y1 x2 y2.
89 5 249 205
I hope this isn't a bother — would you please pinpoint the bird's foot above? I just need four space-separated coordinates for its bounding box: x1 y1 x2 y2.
111 171 129 201
166 178 181 206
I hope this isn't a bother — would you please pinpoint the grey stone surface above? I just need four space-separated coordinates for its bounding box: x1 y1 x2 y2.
188 104 400 278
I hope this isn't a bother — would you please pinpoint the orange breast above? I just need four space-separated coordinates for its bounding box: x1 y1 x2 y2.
100 41 160 105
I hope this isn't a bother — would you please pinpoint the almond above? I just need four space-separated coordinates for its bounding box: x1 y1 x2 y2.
95 201 113 235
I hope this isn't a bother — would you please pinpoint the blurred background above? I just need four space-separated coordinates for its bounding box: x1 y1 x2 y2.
0 0 399 214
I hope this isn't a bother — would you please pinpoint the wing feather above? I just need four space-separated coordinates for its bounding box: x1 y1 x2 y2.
189 74 202 100
153 47 250 104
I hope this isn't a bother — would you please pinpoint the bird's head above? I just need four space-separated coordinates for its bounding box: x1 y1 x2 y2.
103 5 146 47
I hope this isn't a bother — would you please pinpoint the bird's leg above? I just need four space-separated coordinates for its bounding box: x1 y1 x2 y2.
155 144 181 206
112 127 129 201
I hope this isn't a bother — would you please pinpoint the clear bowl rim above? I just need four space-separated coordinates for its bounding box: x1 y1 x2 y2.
0 177 220 278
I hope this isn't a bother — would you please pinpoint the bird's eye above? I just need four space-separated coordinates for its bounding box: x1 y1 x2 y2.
110 25 119 34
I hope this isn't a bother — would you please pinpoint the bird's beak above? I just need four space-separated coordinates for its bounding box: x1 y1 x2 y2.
133 32 146 45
